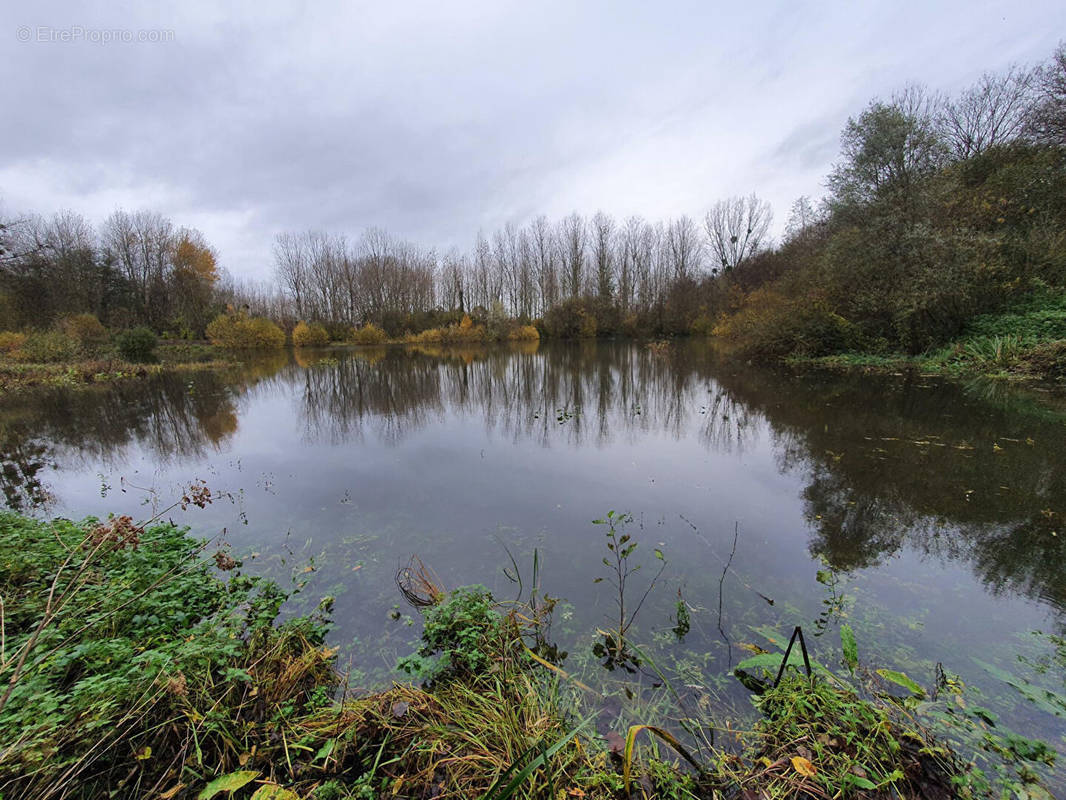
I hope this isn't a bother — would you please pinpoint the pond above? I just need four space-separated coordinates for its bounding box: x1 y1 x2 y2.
3 341 1064 784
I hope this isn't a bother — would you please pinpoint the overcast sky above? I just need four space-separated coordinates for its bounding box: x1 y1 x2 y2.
2 1 1064 279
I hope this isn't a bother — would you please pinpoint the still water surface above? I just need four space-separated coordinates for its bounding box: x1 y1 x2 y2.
2 341 1064 774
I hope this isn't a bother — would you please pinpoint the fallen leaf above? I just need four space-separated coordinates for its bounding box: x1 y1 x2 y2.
791 756 817 777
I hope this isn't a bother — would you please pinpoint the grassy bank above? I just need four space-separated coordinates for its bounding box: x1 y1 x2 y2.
0 510 1056 799
783 289 1066 383
0 343 234 393
0 317 234 394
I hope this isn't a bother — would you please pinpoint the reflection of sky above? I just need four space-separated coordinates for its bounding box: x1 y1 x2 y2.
12 345 1066 786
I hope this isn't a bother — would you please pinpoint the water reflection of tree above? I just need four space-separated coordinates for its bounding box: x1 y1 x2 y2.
709 364 1066 612
298 350 445 445
0 433 54 511
293 342 757 453
0 370 249 511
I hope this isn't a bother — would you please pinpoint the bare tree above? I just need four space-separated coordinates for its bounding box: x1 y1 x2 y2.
559 212 586 298
101 209 175 322
939 66 1034 158
273 232 310 317
623 216 655 311
529 215 557 315
1026 42 1066 147
590 211 615 301
784 196 820 243
704 195 772 273
665 215 702 281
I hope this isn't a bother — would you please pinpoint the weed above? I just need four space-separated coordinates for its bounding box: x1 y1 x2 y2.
591 511 667 672
396 584 509 683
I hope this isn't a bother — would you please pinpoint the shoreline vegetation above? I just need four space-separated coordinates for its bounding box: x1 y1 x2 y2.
0 509 1058 799
2 302 1063 396
4 46 1066 391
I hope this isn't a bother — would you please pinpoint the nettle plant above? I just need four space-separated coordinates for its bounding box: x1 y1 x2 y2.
591 511 666 672
397 585 509 685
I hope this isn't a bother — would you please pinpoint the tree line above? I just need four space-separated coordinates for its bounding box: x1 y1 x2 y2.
2 42 1063 345
0 209 227 337
714 42 1066 358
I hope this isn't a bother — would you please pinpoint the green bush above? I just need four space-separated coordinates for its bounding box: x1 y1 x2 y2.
206 312 286 349
292 320 329 347
965 290 1066 341
13 331 79 363
115 326 158 362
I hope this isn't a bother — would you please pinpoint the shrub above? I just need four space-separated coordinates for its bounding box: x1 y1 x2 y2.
292 320 329 347
350 322 388 345
713 289 863 358
403 316 488 345
206 313 286 349
322 321 353 342
1016 340 1066 378
13 331 79 363
0 331 27 355
115 327 158 362
541 298 598 339
59 313 109 355
506 324 540 341
690 314 716 337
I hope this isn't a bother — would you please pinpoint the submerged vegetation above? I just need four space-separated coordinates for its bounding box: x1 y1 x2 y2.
1 505 1059 799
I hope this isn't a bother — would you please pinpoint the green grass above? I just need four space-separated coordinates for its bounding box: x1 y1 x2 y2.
784 288 1066 382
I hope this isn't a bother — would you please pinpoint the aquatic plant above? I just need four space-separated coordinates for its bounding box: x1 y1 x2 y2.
959 334 1025 367
671 587 690 640
591 510 667 672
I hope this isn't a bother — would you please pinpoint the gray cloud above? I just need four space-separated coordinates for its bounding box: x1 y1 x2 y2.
2 0 1063 278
